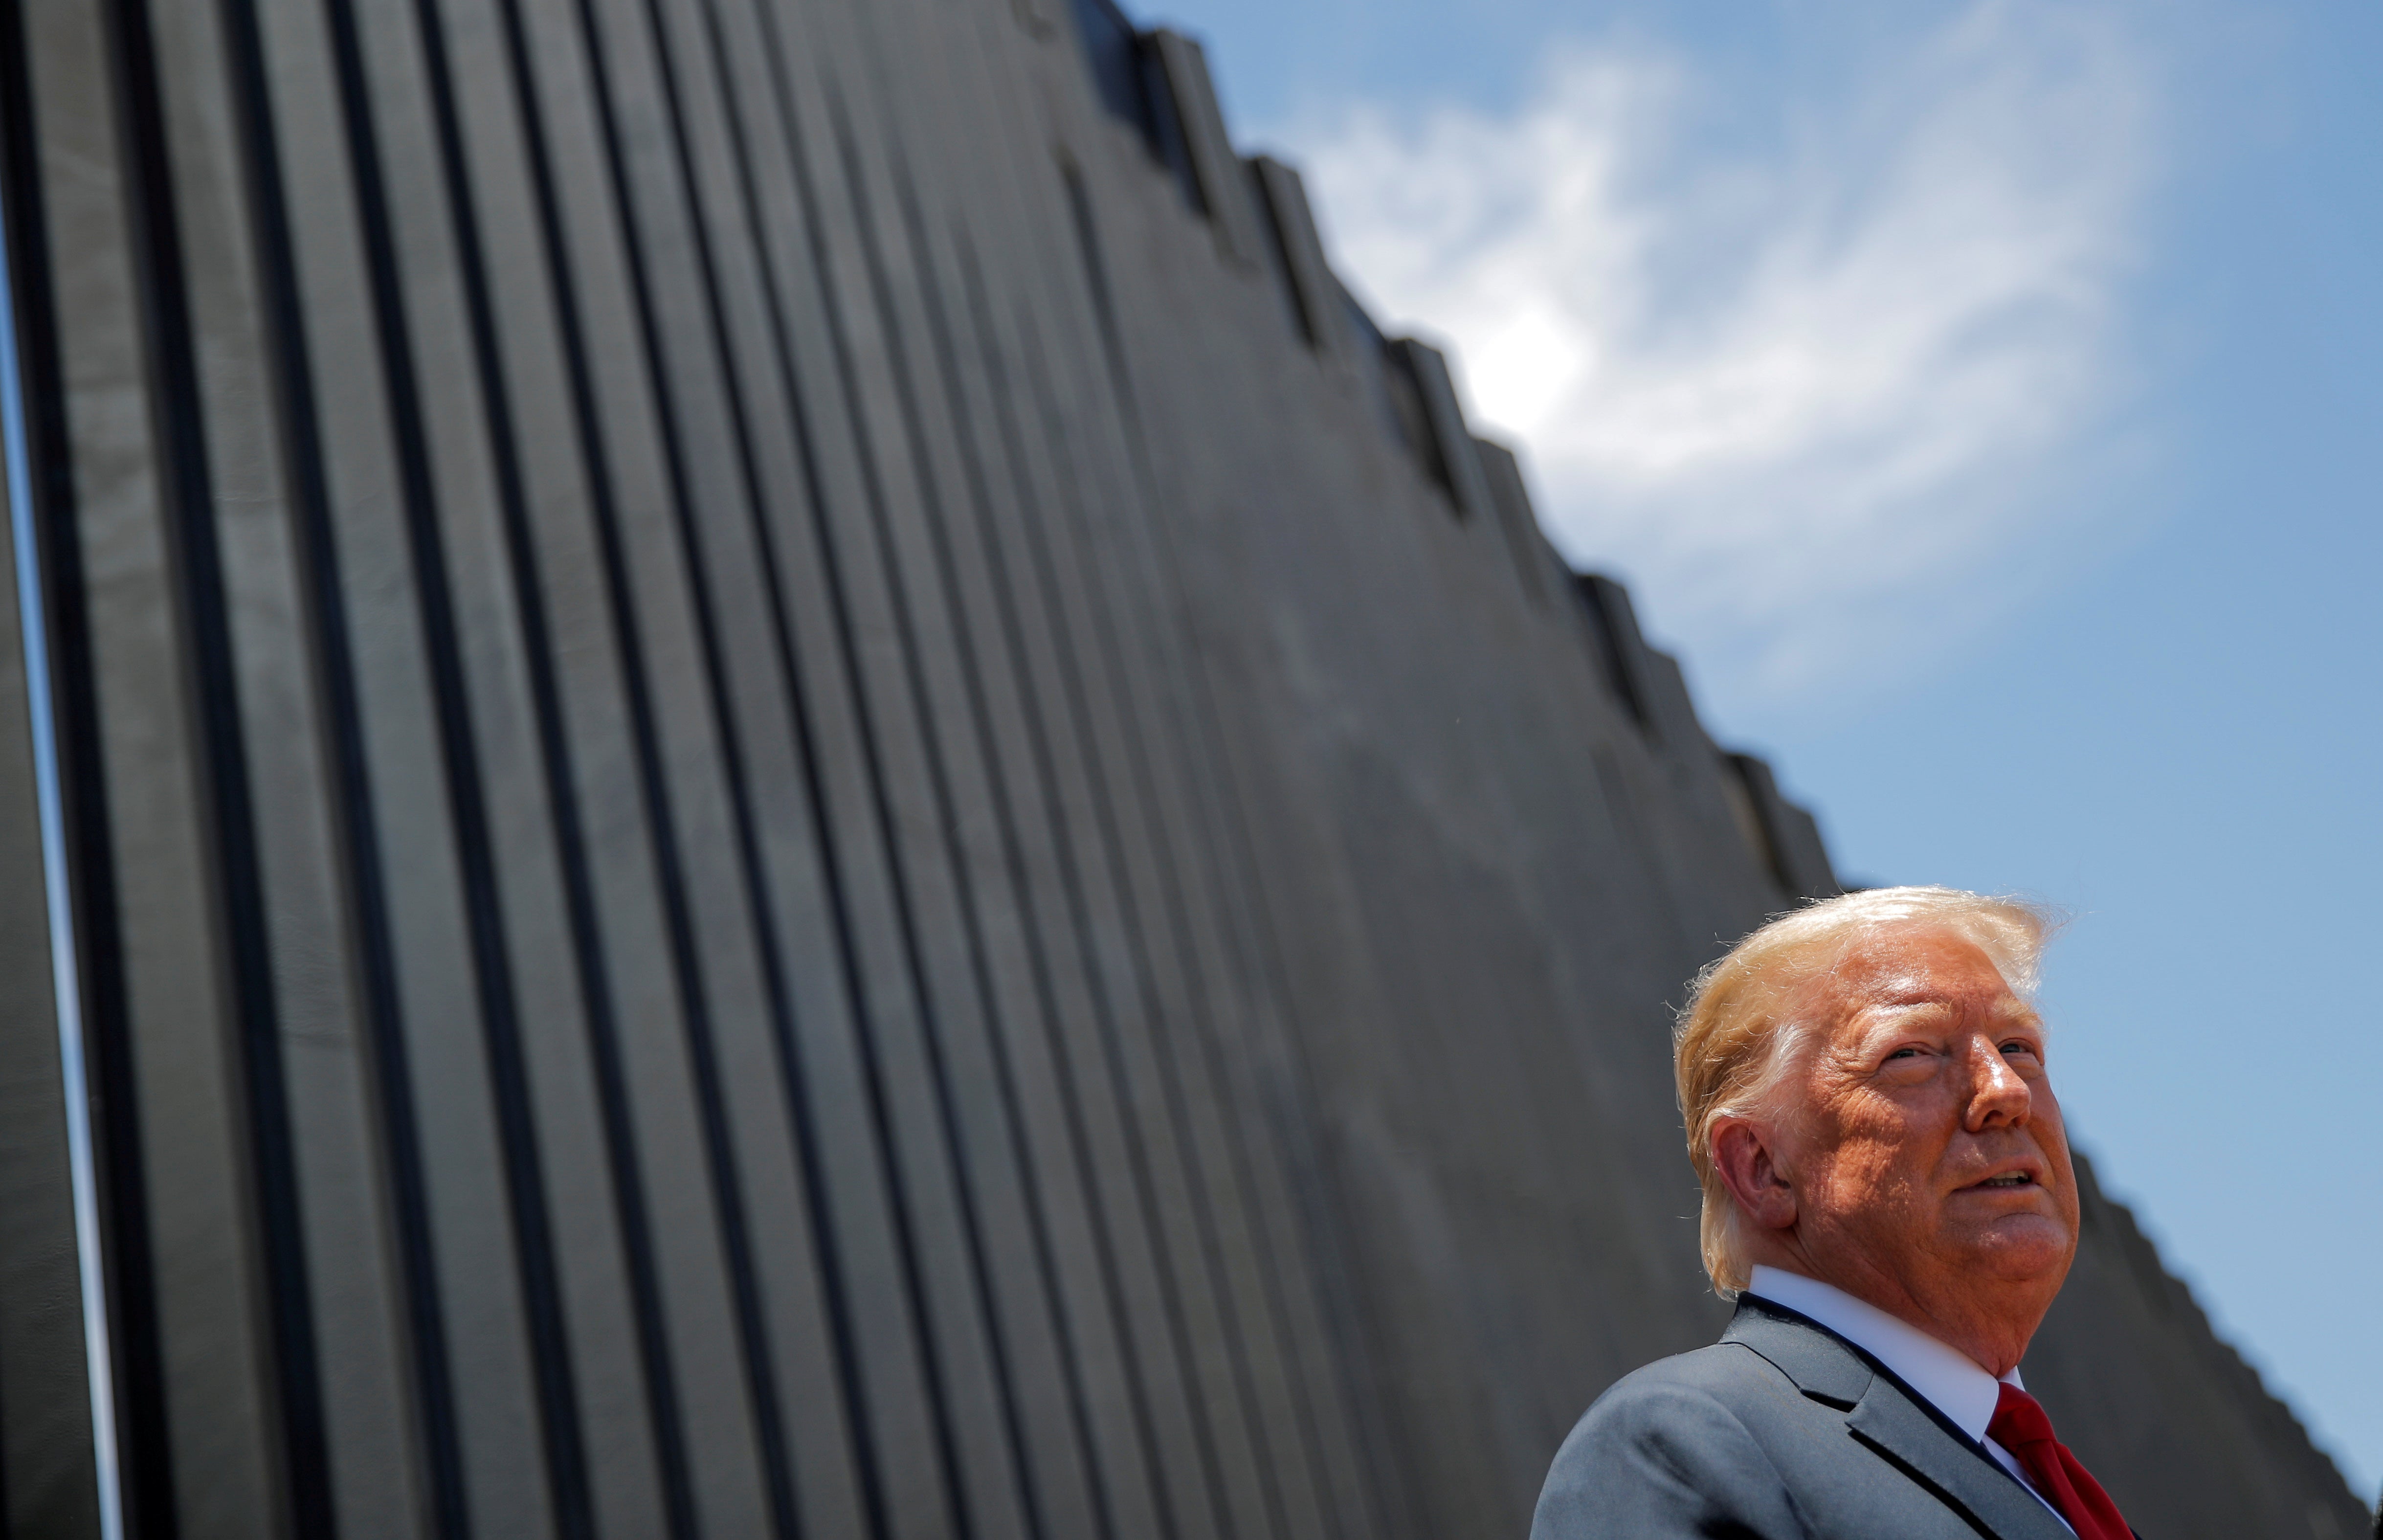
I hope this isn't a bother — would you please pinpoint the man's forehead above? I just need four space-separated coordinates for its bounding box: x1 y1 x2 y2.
1859 984 2038 1020
1823 925 2023 1008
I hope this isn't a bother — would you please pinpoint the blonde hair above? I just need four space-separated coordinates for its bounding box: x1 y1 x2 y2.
1673 886 2062 1294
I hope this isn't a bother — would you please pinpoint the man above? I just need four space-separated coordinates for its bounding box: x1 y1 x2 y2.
1533 886 2136 1539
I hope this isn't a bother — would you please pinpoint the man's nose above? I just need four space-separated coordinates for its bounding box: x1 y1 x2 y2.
1961 1036 2031 1131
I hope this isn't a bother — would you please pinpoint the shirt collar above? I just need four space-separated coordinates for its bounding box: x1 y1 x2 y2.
1745 1264 2025 1443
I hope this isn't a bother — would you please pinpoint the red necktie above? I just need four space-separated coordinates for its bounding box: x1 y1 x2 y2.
1987 1384 2134 1540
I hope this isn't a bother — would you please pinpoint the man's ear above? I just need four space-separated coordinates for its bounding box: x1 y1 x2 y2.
1711 1118 1798 1232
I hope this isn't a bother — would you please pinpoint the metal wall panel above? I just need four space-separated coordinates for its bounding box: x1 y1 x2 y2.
1247 156 1343 363
0 0 2364 1536
0 259 105 1538
1389 337 1492 523
1144 31 1264 270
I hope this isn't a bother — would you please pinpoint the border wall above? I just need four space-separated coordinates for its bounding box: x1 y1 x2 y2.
0 0 2362 1532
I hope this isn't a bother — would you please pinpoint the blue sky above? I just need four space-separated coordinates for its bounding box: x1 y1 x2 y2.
1137 0 2381 1498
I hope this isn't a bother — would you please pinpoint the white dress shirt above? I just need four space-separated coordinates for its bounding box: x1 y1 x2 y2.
1745 1265 2076 1536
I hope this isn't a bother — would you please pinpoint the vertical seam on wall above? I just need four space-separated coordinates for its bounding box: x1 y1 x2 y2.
829 96 1066 1540
462 0 706 1530
0 2 174 1523
100 0 332 1528
312 0 599 1527
0 30 125 1539
952 230 1182 1540
1007 302 1259 1540
554 0 826 1530
1037 168 1247 1477
1002 248 1234 1540
204 0 455 1526
671 2 929 1537
757 32 998 1537
1004 177 1299 1539
452 0 710 1522
719 0 1058 1535
896 175 1122 1539
1055 151 1419 1540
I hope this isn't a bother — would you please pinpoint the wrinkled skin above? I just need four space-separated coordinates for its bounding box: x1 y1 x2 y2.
1710 924 2081 1376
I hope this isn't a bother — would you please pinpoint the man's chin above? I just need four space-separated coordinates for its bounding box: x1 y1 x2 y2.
1954 1213 2076 1282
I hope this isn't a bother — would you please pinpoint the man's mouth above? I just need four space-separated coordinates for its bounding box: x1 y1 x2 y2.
1974 1171 2035 1189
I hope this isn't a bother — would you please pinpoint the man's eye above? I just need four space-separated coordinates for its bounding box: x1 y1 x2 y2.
2001 1041 2039 1058
1886 1047 1923 1061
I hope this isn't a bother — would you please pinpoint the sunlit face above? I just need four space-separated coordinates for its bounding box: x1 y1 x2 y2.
1773 924 2081 1319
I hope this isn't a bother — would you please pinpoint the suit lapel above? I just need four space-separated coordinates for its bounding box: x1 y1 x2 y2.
1846 1378 2074 1540
1726 1299 2072 1540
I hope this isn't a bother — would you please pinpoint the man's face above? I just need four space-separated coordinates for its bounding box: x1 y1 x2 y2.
1770 924 2081 1347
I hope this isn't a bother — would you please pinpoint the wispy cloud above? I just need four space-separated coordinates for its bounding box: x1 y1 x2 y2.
1276 0 2156 723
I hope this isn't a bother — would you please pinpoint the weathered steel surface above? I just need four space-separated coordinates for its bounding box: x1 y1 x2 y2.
0 0 2361 1534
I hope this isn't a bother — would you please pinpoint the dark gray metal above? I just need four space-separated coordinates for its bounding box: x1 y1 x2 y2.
1725 753 1840 902
1390 336 1494 521
1145 30 1266 269
1248 156 1343 359
0 0 2363 1536
1473 436 1559 611
0 159 114 1539
1573 572 1660 732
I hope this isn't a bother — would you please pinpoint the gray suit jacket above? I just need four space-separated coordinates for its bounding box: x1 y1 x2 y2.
1532 1297 2086 1540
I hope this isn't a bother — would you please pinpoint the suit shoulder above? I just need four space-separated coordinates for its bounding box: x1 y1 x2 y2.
1544 1342 1826 1500
1547 1343 1805 1488
1535 1346 1807 1539
1585 1340 1796 1421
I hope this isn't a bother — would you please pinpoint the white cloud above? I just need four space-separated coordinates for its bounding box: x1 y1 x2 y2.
1276 0 2156 722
